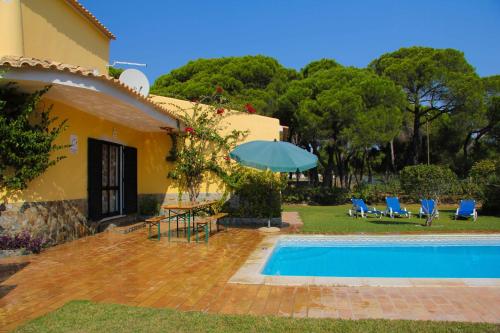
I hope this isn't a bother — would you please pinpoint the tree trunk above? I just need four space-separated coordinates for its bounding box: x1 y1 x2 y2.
425 215 434 227
410 111 421 165
463 131 472 165
323 146 335 188
334 150 344 188
310 168 319 185
358 150 366 186
389 139 396 172
367 154 373 183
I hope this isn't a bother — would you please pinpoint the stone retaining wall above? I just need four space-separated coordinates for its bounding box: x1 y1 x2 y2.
0 199 93 245
0 193 224 246
0 192 267 246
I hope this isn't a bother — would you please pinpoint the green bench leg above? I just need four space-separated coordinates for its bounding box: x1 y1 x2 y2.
168 210 171 242
157 222 161 240
187 211 191 243
148 224 151 239
205 223 209 244
168 220 171 241
195 223 199 243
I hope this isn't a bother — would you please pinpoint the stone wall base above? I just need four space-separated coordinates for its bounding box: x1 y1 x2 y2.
0 199 92 245
0 192 232 246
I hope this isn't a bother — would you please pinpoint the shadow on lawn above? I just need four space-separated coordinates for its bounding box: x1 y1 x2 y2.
367 219 422 226
0 262 29 299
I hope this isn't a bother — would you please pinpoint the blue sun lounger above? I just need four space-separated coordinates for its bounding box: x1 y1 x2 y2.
419 199 439 219
349 198 382 218
455 199 478 221
385 197 411 218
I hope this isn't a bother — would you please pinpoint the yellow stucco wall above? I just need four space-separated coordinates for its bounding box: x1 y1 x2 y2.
149 95 281 142
0 0 24 57
8 95 280 204
13 99 143 202
18 0 110 74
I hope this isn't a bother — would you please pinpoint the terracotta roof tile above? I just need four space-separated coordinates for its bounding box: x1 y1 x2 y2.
0 56 180 123
65 0 116 40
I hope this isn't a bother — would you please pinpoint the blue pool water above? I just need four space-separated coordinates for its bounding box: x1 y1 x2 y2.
262 238 500 278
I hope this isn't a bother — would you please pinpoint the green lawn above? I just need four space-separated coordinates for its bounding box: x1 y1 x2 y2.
283 204 500 234
14 301 500 333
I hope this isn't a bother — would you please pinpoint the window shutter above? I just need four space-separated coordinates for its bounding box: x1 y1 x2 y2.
123 146 138 214
87 138 102 220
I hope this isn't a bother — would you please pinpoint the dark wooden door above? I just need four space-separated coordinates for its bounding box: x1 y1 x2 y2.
101 142 121 217
88 138 102 221
123 146 138 214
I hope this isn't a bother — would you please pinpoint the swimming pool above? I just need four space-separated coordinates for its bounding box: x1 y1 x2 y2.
262 236 500 278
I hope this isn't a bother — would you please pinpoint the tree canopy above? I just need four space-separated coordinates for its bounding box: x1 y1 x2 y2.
151 55 298 116
152 48 499 190
278 65 405 188
369 47 483 166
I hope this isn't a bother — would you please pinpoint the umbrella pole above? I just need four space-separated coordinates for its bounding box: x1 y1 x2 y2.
267 172 282 229
268 179 272 228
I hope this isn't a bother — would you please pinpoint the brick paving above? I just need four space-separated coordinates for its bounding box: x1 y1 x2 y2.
1 222 500 332
281 211 303 233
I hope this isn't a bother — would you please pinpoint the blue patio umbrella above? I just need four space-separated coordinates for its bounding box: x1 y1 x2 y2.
229 140 318 173
229 140 318 229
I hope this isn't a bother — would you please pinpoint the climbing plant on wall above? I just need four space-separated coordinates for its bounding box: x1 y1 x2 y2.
160 87 250 202
0 83 68 194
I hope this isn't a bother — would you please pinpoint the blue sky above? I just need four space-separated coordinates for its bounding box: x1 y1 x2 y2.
83 0 500 82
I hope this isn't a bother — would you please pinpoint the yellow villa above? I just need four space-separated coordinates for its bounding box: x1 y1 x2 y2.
0 0 281 244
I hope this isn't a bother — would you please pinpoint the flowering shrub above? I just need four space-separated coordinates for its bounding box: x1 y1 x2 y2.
245 103 256 114
164 87 250 202
0 230 46 254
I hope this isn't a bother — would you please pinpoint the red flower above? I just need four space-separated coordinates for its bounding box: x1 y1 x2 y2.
184 127 194 134
191 98 199 103
216 108 225 115
245 103 256 114
216 86 224 94
224 156 230 161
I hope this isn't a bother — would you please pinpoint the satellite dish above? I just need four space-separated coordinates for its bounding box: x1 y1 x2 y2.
119 69 150 97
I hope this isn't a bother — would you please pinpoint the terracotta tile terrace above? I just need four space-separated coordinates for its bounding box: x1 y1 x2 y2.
1 220 500 332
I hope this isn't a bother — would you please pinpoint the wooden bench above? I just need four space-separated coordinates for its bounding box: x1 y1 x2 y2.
213 213 229 232
145 212 188 240
194 213 229 243
145 215 166 240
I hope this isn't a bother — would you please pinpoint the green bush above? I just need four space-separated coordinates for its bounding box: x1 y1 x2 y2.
281 186 312 204
351 179 401 204
481 161 500 215
470 159 497 184
466 159 499 201
139 196 160 216
225 169 286 218
400 165 458 201
482 183 500 215
282 186 349 205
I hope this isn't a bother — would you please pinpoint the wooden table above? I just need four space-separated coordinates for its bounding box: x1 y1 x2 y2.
161 200 218 243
